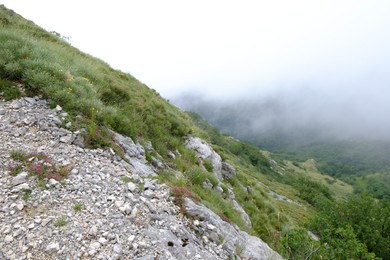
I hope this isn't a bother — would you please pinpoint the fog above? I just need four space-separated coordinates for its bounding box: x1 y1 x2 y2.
174 82 390 149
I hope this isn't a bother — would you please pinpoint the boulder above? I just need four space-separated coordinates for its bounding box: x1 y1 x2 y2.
222 162 236 179
185 136 223 180
114 133 156 177
184 198 282 259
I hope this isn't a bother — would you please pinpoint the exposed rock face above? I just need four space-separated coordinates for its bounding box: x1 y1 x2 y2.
185 136 223 180
232 199 252 229
222 162 237 179
114 132 156 177
184 198 282 260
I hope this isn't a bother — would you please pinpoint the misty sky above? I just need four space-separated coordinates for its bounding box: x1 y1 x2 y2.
2 0 390 143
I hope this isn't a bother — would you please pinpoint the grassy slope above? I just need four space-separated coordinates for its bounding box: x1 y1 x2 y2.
0 5 353 256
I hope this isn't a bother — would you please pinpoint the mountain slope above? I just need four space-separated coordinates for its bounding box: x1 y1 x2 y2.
2 5 388 259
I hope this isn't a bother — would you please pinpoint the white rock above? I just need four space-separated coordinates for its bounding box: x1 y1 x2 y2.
4 235 13 243
127 235 136 242
98 237 108 245
16 203 24 211
115 200 124 208
90 242 101 250
45 242 60 252
47 178 58 186
127 182 137 192
12 172 28 186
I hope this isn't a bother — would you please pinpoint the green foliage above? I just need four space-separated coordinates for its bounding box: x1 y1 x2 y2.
309 194 390 259
54 218 68 227
203 159 214 172
9 150 70 181
293 177 333 207
276 140 390 200
0 78 21 100
73 203 83 212
21 189 32 201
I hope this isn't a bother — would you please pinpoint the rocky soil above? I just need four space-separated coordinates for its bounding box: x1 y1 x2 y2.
0 97 281 259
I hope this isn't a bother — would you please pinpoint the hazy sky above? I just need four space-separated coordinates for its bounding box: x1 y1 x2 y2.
3 0 390 100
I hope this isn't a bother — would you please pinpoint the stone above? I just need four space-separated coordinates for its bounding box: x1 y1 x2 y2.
185 136 223 180
215 186 224 194
221 162 236 179
184 198 282 259
113 244 122 254
127 182 137 193
45 242 60 252
114 132 156 177
4 235 13 243
16 203 24 211
47 178 58 186
143 190 155 198
12 172 28 186
10 100 22 109
60 134 74 143
115 200 125 208
52 116 62 126
89 226 98 236
41 218 52 227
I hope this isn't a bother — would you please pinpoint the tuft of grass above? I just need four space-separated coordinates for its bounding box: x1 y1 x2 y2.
8 162 23 176
203 160 214 172
21 189 32 201
170 185 201 212
54 218 68 227
120 176 132 184
73 203 83 212
0 79 22 101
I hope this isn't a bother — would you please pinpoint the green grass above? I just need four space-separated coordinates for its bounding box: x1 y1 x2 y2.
21 189 32 201
54 218 68 227
0 78 21 100
73 203 83 212
0 5 193 153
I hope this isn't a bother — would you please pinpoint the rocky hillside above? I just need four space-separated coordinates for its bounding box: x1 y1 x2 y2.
5 4 385 259
0 97 281 259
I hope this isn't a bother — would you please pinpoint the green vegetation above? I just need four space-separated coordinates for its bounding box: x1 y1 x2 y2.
21 188 32 201
2 5 388 259
0 78 21 100
275 140 390 200
54 218 68 227
9 150 70 182
73 203 83 212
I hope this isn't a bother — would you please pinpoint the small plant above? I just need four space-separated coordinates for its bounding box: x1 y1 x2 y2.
21 189 32 201
10 150 26 161
8 163 23 176
235 243 245 257
138 183 145 192
217 235 225 245
203 160 214 172
9 150 71 181
54 218 68 227
73 203 83 212
0 79 22 101
170 185 201 212
120 176 132 184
